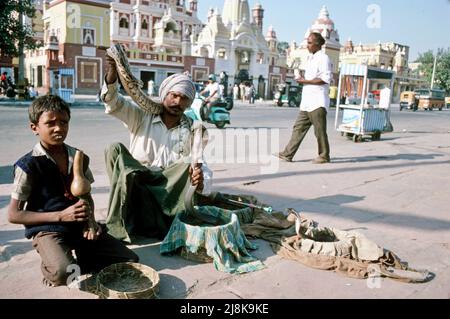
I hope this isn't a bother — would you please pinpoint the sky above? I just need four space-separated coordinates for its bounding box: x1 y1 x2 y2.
198 0 450 61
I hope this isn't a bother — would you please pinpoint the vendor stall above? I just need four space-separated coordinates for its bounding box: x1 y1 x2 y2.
334 64 395 142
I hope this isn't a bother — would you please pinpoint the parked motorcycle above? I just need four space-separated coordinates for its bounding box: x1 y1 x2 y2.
185 94 231 129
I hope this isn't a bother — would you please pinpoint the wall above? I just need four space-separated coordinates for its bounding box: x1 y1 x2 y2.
184 56 215 82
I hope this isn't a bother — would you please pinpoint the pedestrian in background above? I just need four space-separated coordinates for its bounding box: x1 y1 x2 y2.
275 32 332 164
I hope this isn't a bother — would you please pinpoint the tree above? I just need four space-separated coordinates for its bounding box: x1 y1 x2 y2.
416 48 450 94
435 50 450 94
0 0 40 57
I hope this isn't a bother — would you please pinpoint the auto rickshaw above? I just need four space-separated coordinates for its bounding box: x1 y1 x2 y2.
399 91 417 111
329 86 338 107
274 82 302 107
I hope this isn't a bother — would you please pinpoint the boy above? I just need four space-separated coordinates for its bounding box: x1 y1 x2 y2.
8 95 138 287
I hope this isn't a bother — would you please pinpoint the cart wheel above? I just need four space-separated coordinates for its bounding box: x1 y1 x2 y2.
373 132 381 141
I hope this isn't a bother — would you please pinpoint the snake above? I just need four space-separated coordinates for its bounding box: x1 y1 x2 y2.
107 43 216 224
106 43 163 114
183 121 219 225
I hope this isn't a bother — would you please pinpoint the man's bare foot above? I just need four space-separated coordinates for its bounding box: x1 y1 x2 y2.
42 277 56 287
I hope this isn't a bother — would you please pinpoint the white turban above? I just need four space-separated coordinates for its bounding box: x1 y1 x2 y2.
158 74 196 102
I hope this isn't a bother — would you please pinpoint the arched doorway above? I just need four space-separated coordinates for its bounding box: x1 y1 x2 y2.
258 75 266 100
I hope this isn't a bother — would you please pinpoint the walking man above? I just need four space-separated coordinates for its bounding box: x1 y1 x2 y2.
276 32 332 164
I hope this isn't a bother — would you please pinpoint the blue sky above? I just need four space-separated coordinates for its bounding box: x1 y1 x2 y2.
198 0 450 61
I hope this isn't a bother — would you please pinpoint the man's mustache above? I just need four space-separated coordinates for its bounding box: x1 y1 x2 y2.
168 104 183 111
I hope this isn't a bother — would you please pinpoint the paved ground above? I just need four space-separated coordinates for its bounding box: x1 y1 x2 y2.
0 100 449 299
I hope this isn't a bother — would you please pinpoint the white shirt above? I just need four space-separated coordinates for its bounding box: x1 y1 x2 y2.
379 87 391 109
300 50 332 112
147 81 154 95
205 82 220 99
101 80 212 194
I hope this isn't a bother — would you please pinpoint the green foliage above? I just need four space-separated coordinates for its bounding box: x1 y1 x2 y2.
416 48 450 94
435 50 450 95
0 0 41 57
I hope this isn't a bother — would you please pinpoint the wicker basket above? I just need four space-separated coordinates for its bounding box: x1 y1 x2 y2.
181 247 213 263
96 262 160 299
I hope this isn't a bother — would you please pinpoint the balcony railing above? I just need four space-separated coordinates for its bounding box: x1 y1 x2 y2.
166 55 183 63
139 52 159 61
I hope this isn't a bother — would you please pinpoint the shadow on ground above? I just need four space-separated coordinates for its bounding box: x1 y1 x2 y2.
0 165 13 185
332 153 444 163
214 188 450 232
0 195 10 209
215 157 450 188
0 229 32 263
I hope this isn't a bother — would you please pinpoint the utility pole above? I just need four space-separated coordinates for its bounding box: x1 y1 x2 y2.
431 51 438 89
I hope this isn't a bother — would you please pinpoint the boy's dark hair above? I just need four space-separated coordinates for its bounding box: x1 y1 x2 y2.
28 94 71 124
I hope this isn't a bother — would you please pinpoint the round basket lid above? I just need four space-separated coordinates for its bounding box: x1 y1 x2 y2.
96 262 160 299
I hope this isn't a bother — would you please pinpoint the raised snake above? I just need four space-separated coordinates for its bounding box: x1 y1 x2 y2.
106 43 163 114
107 43 216 224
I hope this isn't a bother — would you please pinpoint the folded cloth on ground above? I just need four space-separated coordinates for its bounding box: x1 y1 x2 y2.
225 195 432 283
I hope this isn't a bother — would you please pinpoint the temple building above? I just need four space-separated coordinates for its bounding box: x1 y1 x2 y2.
24 0 205 98
22 0 285 100
287 6 341 85
192 0 286 99
109 0 205 90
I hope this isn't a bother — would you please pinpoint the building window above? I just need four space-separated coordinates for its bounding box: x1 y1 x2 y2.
142 19 148 30
257 52 264 64
60 74 73 89
200 47 209 58
80 61 97 83
193 67 209 82
218 48 226 59
83 28 95 45
37 65 43 87
119 17 129 28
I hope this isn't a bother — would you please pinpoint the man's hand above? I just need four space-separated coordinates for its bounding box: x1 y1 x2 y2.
296 77 306 84
83 222 102 241
105 55 118 84
189 164 204 192
58 199 89 223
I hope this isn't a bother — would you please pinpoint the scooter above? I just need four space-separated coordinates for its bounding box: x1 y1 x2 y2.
185 93 231 129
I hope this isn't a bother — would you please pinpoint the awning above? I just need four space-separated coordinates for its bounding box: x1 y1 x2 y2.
340 64 394 80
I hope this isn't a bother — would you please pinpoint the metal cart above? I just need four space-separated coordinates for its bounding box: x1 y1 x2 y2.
334 64 395 142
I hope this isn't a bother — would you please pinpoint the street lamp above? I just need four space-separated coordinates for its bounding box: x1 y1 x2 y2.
431 50 438 89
